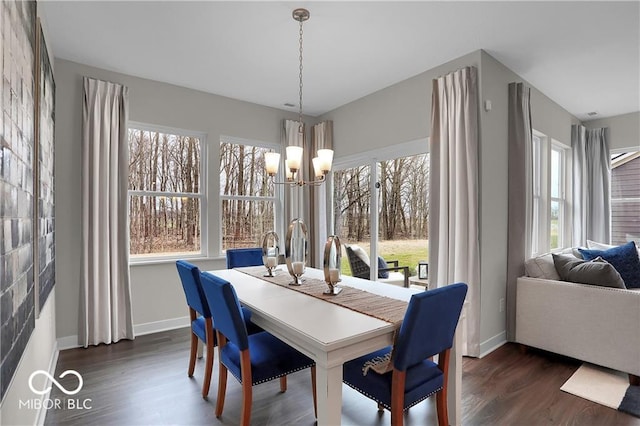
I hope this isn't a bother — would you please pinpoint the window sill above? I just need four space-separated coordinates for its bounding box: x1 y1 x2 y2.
129 255 225 267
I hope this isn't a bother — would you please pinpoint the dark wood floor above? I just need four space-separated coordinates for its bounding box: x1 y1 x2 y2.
43 328 639 426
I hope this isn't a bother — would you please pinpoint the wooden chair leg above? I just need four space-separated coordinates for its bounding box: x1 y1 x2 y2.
390 369 406 426
311 366 317 418
202 318 215 398
188 332 198 377
436 389 448 426
630 374 640 386
436 348 451 426
240 350 253 426
215 332 228 418
280 376 287 392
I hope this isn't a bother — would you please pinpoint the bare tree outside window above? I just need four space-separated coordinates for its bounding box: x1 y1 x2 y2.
334 153 429 275
220 141 277 251
128 127 203 257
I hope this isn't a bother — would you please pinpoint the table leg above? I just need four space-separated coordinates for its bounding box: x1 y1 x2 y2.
316 363 343 426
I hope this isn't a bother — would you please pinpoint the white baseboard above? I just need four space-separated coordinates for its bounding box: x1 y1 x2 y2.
479 331 507 358
57 335 80 351
35 341 59 426
57 316 190 350
134 316 190 336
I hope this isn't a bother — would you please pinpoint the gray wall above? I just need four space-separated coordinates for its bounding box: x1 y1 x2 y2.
54 59 301 341
584 111 640 151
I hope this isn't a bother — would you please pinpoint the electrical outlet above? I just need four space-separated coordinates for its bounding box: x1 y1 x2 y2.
499 298 505 313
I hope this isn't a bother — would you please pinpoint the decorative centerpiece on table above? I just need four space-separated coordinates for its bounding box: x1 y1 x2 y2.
285 218 307 285
261 231 280 277
323 235 342 295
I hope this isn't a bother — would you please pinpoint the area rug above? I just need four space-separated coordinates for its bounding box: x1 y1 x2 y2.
561 363 639 418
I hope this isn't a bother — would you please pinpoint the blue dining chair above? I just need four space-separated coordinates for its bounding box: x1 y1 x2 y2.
226 247 263 269
200 271 317 426
342 283 468 426
175 260 261 398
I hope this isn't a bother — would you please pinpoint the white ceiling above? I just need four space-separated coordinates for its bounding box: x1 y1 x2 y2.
40 1 639 121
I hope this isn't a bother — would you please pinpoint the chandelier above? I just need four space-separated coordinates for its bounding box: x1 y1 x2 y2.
265 8 333 187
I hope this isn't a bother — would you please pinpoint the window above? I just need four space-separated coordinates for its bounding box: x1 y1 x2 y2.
531 131 570 255
128 124 206 259
332 142 428 278
610 151 640 246
219 138 281 252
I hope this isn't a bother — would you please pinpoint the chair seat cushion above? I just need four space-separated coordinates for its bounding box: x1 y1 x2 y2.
191 316 208 343
220 331 314 385
379 272 407 287
191 306 262 344
343 347 444 410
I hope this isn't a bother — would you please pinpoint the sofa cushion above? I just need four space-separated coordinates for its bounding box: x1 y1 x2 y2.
525 253 561 280
552 254 626 289
579 241 640 289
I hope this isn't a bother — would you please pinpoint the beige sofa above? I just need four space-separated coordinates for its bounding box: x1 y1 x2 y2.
516 276 640 380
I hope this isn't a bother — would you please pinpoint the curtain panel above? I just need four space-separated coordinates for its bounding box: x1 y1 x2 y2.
310 121 334 266
80 77 134 347
505 82 533 341
572 125 611 246
429 66 480 357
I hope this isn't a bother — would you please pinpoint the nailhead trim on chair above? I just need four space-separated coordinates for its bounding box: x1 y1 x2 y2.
343 381 442 411
224 361 316 386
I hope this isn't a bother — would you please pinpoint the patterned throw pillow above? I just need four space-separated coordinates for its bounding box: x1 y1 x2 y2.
579 241 640 289
552 254 626 289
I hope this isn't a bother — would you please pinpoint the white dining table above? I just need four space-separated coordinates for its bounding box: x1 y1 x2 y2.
207 266 421 426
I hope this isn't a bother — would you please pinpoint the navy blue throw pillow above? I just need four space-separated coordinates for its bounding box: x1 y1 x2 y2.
377 257 389 279
579 241 640 289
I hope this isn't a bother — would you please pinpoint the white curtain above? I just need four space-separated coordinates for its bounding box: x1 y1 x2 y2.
283 119 305 226
429 66 480 357
310 121 333 267
506 82 533 341
80 77 134 347
572 125 611 246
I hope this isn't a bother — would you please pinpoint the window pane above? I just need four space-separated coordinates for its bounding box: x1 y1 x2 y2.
221 199 275 250
333 165 371 276
550 148 561 199
129 195 201 256
128 129 201 193
611 151 640 245
550 200 560 250
220 142 275 197
377 154 429 274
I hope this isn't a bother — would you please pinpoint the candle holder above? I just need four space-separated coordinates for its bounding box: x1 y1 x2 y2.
323 235 343 295
285 218 307 286
261 231 280 277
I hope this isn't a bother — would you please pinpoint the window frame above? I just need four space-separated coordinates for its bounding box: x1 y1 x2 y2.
530 129 571 256
330 138 428 280
127 121 208 263
218 135 284 255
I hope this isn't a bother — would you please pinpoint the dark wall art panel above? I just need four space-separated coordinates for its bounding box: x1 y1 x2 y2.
0 0 37 402
37 20 55 310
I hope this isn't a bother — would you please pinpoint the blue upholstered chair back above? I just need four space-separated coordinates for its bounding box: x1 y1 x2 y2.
393 283 468 371
176 260 211 318
226 247 263 269
200 272 250 351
